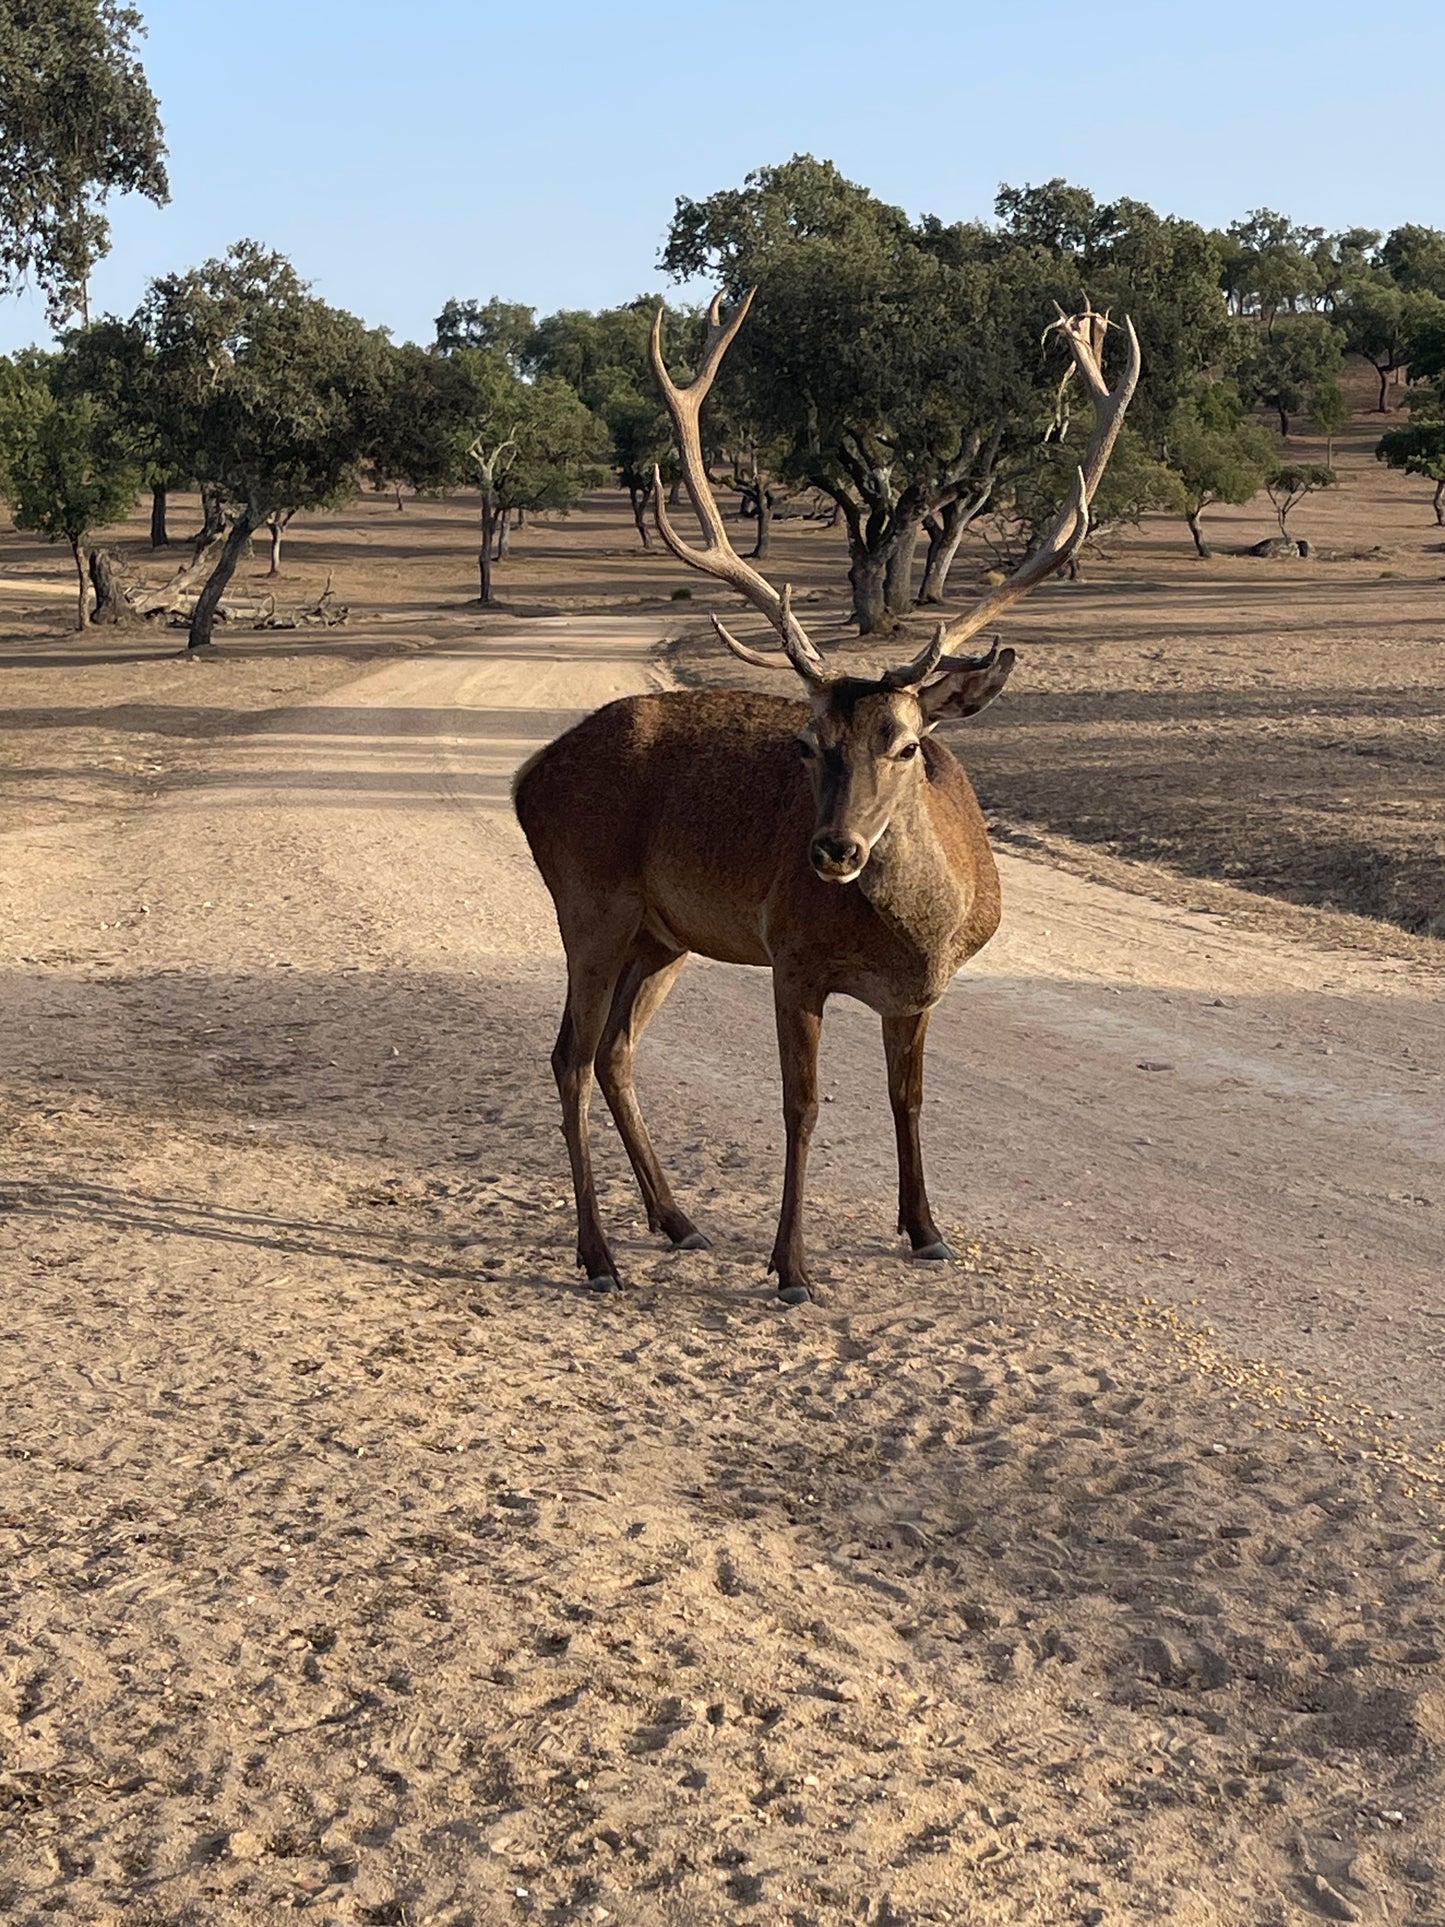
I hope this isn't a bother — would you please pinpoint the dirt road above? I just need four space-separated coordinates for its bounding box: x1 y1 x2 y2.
77 616 1439 1418
3 617 1443 1926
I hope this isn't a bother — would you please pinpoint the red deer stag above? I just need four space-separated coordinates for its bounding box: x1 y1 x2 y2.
514 293 1138 1302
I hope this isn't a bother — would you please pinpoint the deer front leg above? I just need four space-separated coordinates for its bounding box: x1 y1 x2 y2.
882 1007 951 1261
769 981 825 1305
551 919 637 1290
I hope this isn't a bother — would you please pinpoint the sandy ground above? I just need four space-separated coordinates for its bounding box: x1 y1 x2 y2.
2 612 1444 1926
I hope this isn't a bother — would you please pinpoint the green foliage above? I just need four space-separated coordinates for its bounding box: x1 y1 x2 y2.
525 298 690 509
140 240 391 520
1233 315 1342 433
485 370 609 515
1265 460 1336 537
0 361 139 622
663 158 1074 625
662 154 909 285
1012 186 1232 443
1404 316 1445 387
444 344 607 600
1164 379 1277 550
1378 225 1445 299
57 313 184 491
433 297 535 367
366 342 476 499
0 355 137 540
1378 386 1445 520
1335 280 1445 406
1000 423 1183 557
663 161 1232 626
0 0 168 322
1220 210 1326 324
1309 381 1350 447
1377 419 1445 480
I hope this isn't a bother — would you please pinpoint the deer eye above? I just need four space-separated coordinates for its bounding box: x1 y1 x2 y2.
793 735 816 759
895 740 920 761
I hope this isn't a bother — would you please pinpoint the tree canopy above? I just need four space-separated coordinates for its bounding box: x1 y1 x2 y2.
134 241 391 643
0 351 139 623
14 158 1445 632
0 0 168 323
1165 380 1278 556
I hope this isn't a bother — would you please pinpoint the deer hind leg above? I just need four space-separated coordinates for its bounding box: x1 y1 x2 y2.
769 978 825 1305
551 904 642 1290
595 937 707 1251
882 1008 951 1260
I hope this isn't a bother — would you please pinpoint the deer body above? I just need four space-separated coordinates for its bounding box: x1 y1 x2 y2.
517 687 1000 1006
515 291 1138 1303
516 682 1006 1302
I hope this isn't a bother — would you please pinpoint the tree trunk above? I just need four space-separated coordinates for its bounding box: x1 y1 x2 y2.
267 516 283 576
189 506 260 649
918 492 986 603
667 476 683 510
71 539 89 631
627 480 653 550
149 483 169 549
495 511 511 560
1434 478 1445 526
395 485 405 510
1186 507 1211 559
750 485 773 561
1375 364 1390 412
848 545 889 634
883 520 922 615
199 483 226 543
478 497 496 603
1277 406 1290 438
918 512 952 605
88 548 132 623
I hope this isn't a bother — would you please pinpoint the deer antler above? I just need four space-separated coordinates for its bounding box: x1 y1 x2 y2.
651 296 1138 696
879 623 948 689
928 305 1140 666
650 293 829 686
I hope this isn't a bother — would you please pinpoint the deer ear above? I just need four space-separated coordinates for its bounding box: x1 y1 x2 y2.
917 646 1016 723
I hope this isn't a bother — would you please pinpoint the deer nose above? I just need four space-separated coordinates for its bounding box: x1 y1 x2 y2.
810 831 868 880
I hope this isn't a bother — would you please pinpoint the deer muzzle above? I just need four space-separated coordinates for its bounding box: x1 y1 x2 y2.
810 831 869 884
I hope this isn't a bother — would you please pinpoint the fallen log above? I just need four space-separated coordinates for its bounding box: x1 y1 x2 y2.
128 532 228 619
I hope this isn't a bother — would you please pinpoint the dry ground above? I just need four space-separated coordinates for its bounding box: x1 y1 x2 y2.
1 383 1443 1926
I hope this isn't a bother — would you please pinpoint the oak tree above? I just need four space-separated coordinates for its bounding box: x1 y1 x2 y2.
0 357 139 625
140 242 390 645
1165 380 1277 556
0 0 168 323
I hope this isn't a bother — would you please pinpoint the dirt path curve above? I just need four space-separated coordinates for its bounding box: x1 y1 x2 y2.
174 615 1441 1427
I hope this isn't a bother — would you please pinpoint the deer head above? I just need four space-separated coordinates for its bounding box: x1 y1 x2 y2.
649 292 1139 885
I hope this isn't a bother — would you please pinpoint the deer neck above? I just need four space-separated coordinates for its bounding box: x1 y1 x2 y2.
857 773 973 993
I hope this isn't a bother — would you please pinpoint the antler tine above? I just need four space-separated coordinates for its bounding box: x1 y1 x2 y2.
775 584 827 685
712 613 784 671
880 622 948 690
936 305 1140 659
927 635 1004 676
650 294 829 680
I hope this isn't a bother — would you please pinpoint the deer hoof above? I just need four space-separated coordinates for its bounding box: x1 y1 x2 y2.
587 1272 623 1293
911 1240 954 1262
776 1282 812 1306
674 1229 711 1251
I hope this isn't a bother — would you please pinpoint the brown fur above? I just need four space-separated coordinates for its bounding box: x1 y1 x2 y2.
513 685 1002 1299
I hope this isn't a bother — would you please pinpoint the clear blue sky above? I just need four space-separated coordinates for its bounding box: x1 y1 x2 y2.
3 0 1439 350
